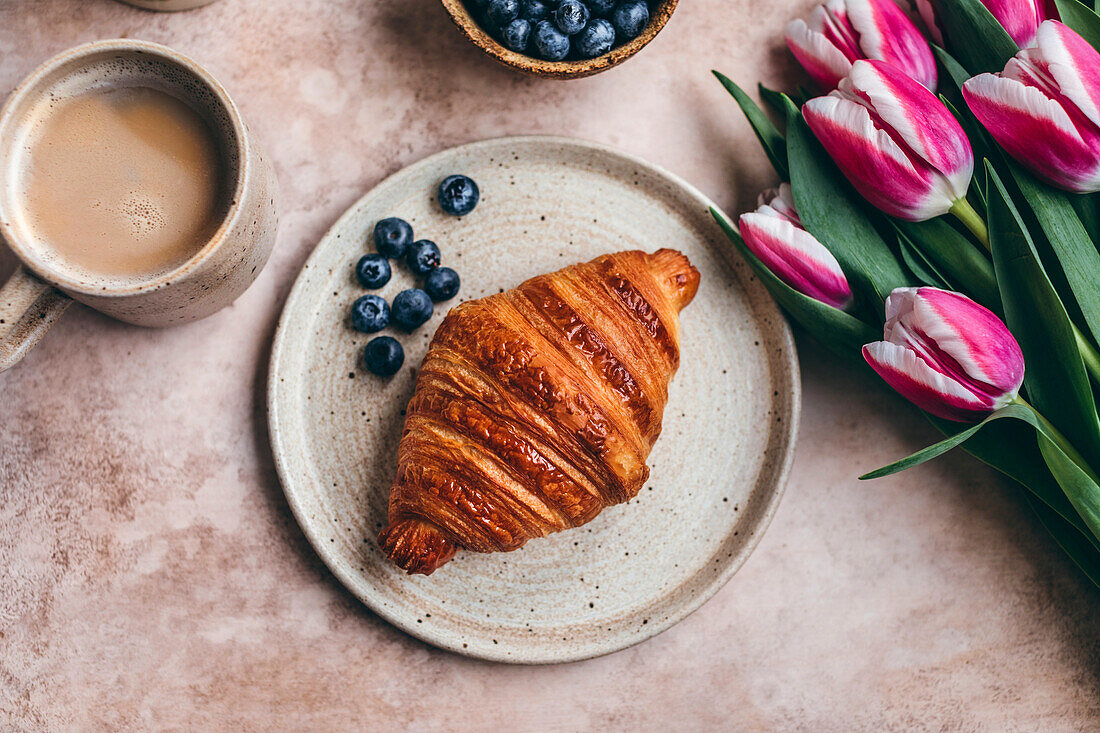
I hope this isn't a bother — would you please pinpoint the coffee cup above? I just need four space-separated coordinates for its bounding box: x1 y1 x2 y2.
0 39 278 372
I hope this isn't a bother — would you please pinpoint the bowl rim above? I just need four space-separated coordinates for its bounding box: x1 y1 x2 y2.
439 0 678 79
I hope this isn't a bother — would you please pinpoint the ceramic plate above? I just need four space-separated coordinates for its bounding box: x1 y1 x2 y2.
268 136 799 664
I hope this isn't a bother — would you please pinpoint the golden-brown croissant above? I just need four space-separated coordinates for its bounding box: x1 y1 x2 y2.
379 249 700 574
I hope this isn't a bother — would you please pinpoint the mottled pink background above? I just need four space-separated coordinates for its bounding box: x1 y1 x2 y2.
1 0 1097 730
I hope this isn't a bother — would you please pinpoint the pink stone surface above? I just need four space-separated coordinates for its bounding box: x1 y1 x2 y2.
0 0 1097 729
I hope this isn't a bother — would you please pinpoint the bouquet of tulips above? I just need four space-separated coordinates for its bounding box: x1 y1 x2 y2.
712 0 1100 584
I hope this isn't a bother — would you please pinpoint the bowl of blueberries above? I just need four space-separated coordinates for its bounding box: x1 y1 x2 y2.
441 0 676 79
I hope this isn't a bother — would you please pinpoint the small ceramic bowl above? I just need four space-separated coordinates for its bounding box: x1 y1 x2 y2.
440 0 678 79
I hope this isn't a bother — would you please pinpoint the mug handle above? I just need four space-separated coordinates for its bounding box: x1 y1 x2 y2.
0 265 71 373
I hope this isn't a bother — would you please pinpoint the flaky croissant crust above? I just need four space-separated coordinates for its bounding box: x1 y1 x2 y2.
379 249 700 574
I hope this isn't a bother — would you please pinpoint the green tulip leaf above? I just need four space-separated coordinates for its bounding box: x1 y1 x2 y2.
865 399 1100 552
897 230 953 290
928 414 1098 546
1023 491 1100 586
785 111 913 311
757 83 791 121
860 404 1033 480
935 0 1019 74
710 207 878 356
712 71 788 180
1037 432 1100 553
1055 0 1100 52
986 163 1100 469
893 218 999 309
1004 160 1100 351
1069 192 1100 247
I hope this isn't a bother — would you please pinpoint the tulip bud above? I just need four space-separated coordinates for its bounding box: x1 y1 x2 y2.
785 0 938 91
738 184 854 310
863 287 1025 422
963 20 1100 194
803 59 974 221
914 0 1056 49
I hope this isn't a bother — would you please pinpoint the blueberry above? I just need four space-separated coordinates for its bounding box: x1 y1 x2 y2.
533 20 570 60
519 0 549 21
438 174 480 216
350 294 390 333
587 0 615 15
392 289 434 330
486 0 520 25
406 239 442 276
553 0 589 34
373 217 413 259
501 18 532 51
363 336 404 377
612 0 649 40
576 18 615 57
424 267 461 302
355 253 391 289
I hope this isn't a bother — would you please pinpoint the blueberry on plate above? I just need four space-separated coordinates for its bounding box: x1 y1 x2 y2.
486 0 520 26
438 174 480 216
350 294 390 333
424 267 461 302
533 19 570 60
587 0 616 15
373 217 413 259
355 253 391 289
576 18 615 57
363 336 404 377
406 239 442 276
501 18 532 52
612 0 649 40
392 288 434 330
553 0 589 34
519 0 549 21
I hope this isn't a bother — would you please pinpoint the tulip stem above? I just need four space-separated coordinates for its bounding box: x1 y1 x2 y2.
950 198 990 250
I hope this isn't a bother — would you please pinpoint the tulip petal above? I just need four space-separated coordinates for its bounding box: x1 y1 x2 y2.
786 19 853 90
846 60 972 199
739 211 854 309
803 93 957 220
983 0 1045 47
757 183 803 225
964 72 1100 192
1032 20 1100 130
885 287 1025 400
863 340 997 421
845 0 938 90
913 0 944 45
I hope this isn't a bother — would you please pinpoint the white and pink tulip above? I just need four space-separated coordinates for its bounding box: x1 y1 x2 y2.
738 184 854 310
802 59 974 222
863 287 1025 422
915 0 1055 49
963 20 1100 194
785 0 937 91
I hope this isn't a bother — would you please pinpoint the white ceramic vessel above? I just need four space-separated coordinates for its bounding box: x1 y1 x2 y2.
268 136 800 663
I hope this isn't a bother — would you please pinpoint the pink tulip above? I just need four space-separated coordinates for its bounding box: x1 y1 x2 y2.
863 287 1025 422
963 20 1100 194
914 0 1055 49
785 0 938 91
803 60 974 222
738 184 853 310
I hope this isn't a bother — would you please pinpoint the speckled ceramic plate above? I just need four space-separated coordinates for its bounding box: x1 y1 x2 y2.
268 136 799 664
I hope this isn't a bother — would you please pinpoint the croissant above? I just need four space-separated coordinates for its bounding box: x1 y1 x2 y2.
378 249 700 574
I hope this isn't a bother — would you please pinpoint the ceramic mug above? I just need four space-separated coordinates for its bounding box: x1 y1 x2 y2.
117 0 221 10
0 39 278 372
